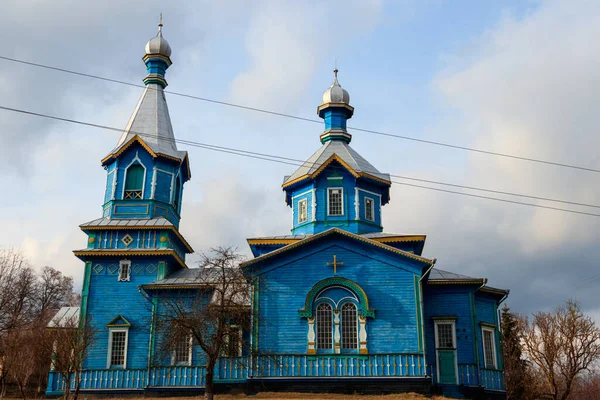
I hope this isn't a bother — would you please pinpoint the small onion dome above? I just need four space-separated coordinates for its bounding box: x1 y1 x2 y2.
321 69 350 105
145 22 171 58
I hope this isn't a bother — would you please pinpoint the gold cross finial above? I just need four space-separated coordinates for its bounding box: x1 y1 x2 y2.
326 254 344 275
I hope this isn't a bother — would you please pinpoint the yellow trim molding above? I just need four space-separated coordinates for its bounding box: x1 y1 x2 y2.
241 227 433 269
282 153 391 189
372 235 426 244
73 249 187 269
80 225 194 253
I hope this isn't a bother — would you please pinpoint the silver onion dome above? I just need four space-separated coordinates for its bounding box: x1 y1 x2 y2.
145 18 171 58
322 69 350 105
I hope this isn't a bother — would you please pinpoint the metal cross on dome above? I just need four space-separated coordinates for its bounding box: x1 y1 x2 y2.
326 254 344 275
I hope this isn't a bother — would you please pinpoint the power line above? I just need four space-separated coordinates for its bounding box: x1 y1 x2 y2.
2 55 600 174
2 104 600 218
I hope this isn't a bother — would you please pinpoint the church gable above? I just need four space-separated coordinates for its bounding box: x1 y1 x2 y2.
242 228 432 277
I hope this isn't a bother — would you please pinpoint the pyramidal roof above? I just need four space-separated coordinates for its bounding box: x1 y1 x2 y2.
107 83 187 161
283 140 390 186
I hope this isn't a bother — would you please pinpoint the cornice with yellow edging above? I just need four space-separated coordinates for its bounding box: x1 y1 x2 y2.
101 136 191 180
247 235 426 247
73 249 188 269
240 227 433 269
142 53 172 66
281 153 391 189
80 224 194 253
372 235 426 244
316 102 354 115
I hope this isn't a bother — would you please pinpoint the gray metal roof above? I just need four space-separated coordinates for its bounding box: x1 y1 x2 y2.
429 268 478 281
107 83 187 161
249 232 424 241
80 217 174 228
147 268 204 286
283 140 390 185
47 306 80 328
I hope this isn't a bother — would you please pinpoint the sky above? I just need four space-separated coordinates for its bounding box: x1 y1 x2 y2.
1 0 600 320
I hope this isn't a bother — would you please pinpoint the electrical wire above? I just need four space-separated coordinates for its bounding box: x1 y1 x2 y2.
2 55 600 174
2 104 600 218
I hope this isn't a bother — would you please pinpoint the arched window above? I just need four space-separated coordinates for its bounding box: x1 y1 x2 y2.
173 177 181 211
124 164 144 199
341 303 358 350
316 303 332 350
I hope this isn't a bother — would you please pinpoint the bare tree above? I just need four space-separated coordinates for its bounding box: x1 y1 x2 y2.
43 315 96 400
152 247 251 400
2 325 46 400
35 267 74 322
522 299 600 400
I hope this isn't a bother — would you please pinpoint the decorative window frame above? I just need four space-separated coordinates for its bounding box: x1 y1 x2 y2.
223 325 243 357
301 278 373 355
433 319 458 384
118 259 131 282
364 197 374 222
327 187 344 216
122 153 146 200
171 332 193 366
481 326 497 369
107 327 129 369
298 198 308 224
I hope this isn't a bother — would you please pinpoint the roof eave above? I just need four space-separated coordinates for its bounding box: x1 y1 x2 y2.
241 228 434 271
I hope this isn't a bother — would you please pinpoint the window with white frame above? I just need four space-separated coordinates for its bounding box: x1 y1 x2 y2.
365 197 374 221
436 322 454 349
341 303 358 349
316 303 333 349
328 188 343 216
124 164 144 199
108 329 128 368
298 199 308 224
223 326 242 357
482 327 497 368
118 259 131 282
172 333 192 365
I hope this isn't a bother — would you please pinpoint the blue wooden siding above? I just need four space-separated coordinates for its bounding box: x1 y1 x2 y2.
249 236 424 354
84 258 162 369
289 166 386 235
100 144 185 227
474 292 502 370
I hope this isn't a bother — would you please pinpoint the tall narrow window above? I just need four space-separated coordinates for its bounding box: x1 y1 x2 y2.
118 259 131 282
108 329 128 368
298 199 308 223
173 177 181 211
365 197 374 221
341 303 358 350
328 188 343 216
316 303 333 350
124 164 144 199
223 326 242 357
482 328 497 368
172 333 192 365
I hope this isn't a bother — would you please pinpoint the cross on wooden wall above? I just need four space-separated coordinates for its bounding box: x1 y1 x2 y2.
327 254 344 275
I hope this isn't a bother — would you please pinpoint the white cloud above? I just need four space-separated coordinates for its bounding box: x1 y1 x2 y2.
229 0 382 111
433 0 600 254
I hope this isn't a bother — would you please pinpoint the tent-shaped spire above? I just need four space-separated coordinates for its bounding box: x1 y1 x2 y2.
103 18 188 165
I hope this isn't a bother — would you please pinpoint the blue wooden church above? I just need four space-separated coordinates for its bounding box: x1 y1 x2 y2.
46 22 509 399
